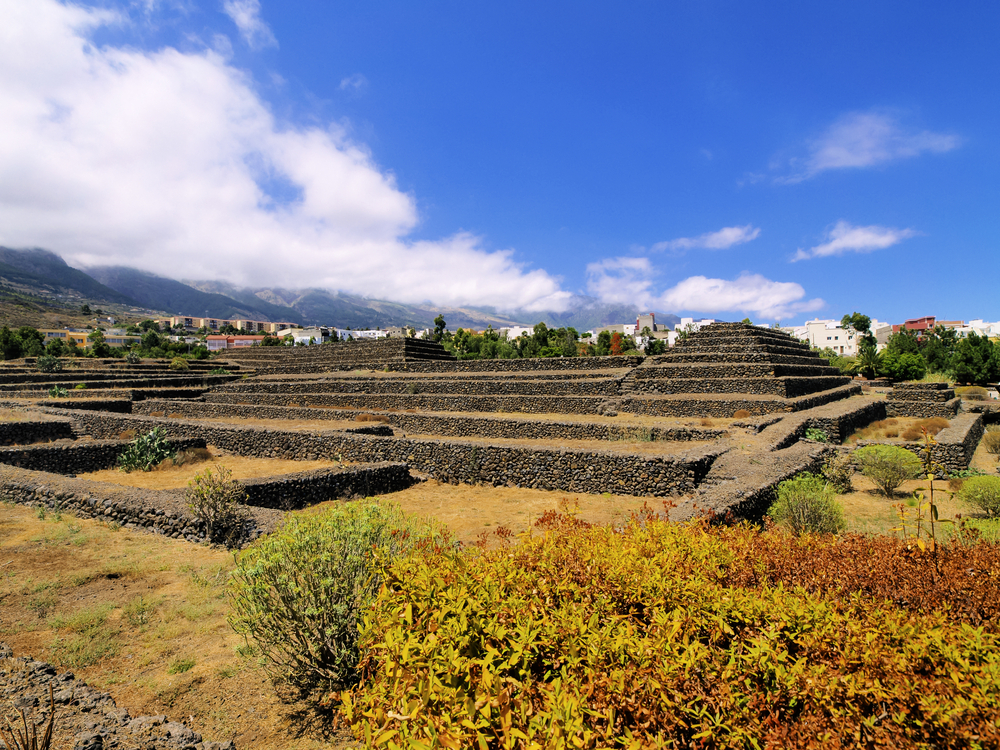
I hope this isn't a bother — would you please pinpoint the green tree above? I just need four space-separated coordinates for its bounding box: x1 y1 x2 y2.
141 329 162 352
595 330 612 356
45 337 67 357
922 326 958 374
886 329 921 356
433 315 447 343
881 350 926 382
0 326 21 360
17 326 44 356
645 336 666 355
88 328 111 358
840 312 872 337
80 303 91 315
953 332 1000 385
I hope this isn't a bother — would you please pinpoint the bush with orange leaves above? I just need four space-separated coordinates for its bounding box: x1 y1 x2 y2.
342 512 1000 748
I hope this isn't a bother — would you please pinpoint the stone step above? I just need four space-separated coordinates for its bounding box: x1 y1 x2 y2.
635 363 843 379
648 352 829 367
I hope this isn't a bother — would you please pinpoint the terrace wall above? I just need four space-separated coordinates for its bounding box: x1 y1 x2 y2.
133 399 726 442
0 465 278 545
65 411 723 497
0 419 76 446
855 412 983 472
0 437 207 475
239 462 415 510
214 377 623 397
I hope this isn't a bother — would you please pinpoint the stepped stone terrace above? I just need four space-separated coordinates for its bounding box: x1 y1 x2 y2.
6 322 979 535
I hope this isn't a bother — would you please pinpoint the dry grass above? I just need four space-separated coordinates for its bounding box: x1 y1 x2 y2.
837 440 1000 539
847 416 950 443
78 452 344 490
0 504 349 749
315 480 670 545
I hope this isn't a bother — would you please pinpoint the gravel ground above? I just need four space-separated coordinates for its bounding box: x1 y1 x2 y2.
0 643 234 750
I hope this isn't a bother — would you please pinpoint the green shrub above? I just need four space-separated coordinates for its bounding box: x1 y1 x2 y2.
117 427 176 472
208 367 231 375
73 383 87 390
48 386 67 398
125 350 141 365
186 464 250 546
854 444 922 498
958 476 1000 518
169 356 189 371
36 354 62 373
768 473 845 534
821 451 855 493
228 499 423 696
804 427 829 442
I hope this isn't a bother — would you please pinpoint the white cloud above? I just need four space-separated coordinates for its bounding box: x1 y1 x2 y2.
651 224 761 253
584 257 656 306
339 73 368 91
793 220 918 261
0 0 569 312
222 0 277 50
586 258 822 320
659 274 824 319
777 111 959 183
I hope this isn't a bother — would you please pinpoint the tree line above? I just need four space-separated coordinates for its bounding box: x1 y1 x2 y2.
822 313 1000 385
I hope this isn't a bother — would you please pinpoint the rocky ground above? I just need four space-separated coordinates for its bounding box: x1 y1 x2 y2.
0 643 234 750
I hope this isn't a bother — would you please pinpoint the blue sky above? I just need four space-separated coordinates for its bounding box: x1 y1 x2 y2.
0 1 997 324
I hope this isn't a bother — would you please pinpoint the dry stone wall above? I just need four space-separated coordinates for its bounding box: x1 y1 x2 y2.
0 437 207 475
619 383 863 418
0 465 279 545
239 462 415 510
65 411 723 497
0 642 235 750
206 391 605 415
134 398 726 442
854 412 983 472
214 376 623 397
0 418 76 445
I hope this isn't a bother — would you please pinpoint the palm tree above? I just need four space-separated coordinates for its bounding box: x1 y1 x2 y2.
851 343 882 380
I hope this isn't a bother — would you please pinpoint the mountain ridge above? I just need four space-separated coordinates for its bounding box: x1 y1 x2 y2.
0 247 682 332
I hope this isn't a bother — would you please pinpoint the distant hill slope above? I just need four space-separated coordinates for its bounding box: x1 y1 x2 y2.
0 247 136 304
190 281 527 330
87 267 304 324
5 246 684 332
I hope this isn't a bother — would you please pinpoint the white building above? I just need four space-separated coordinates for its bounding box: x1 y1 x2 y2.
498 326 533 340
675 318 716 334
793 318 890 355
334 328 389 341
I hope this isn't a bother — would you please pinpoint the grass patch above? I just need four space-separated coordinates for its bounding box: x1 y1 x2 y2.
49 603 120 667
168 658 196 674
